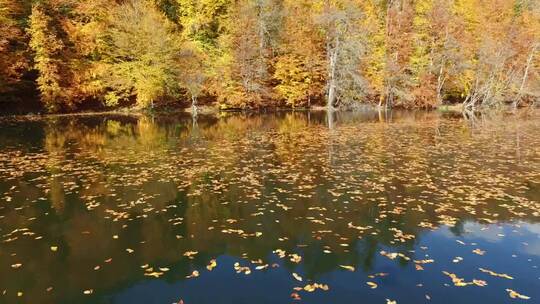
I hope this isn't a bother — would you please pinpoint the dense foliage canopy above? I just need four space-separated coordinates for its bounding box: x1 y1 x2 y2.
0 0 539 112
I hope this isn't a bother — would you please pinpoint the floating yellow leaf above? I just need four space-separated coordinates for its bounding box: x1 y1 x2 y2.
414 259 434 264
472 249 486 256
303 283 329 292
478 268 513 280
183 251 198 258
472 279 487 287
292 272 303 281
452 257 463 263
186 270 199 279
367 282 378 289
442 271 487 287
506 289 530 300
145 271 163 278
206 259 217 271
289 254 302 263
339 265 355 272
234 262 251 275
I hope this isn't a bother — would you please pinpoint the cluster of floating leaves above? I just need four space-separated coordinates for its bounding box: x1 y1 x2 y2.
0 111 539 303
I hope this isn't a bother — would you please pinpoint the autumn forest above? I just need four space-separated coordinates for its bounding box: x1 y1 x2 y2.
0 0 539 113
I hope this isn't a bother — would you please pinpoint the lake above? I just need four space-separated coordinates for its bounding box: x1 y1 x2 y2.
0 110 539 304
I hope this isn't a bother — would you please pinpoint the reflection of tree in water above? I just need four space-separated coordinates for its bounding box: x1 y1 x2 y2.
0 111 538 303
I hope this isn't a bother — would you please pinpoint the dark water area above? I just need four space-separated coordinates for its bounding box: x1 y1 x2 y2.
0 110 539 304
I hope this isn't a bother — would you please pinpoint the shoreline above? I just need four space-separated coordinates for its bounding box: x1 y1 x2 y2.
1 102 536 120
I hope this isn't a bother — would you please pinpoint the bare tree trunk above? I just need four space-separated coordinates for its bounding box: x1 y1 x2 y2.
436 27 450 105
436 69 446 104
256 1 267 53
513 43 538 109
307 65 313 108
327 37 339 112
380 2 392 109
463 77 481 112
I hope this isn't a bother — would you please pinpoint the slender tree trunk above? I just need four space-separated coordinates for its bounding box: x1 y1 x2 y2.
513 43 538 109
380 0 394 109
327 38 339 112
436 27 450 105
436 64 446 104
307 66 312 109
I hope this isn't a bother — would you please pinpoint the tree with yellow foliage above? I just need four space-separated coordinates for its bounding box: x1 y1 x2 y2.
274 0 325 107
361 0 387 103
99 0 184 109
28 3 65 112
213 0 281 109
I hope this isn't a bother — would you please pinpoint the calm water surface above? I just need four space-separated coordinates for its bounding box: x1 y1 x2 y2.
0 110 539 304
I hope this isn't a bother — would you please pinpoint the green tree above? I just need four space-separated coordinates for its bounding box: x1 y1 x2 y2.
176 0 230 51
100 0 184 109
